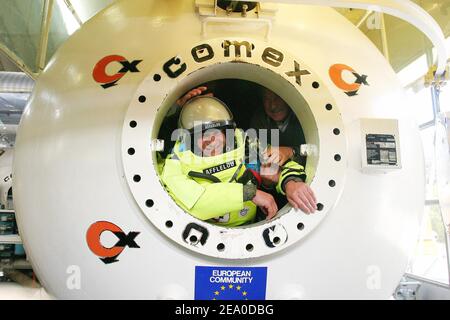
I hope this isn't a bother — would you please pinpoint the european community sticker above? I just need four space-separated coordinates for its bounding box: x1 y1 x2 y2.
194 266 268 300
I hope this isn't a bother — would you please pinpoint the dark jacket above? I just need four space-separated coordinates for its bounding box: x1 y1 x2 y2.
249 110 307 167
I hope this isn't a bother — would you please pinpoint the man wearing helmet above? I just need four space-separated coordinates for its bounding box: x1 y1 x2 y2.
160 95 313 227
171 84 317 215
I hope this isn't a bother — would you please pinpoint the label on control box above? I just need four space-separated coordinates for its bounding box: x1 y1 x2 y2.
366 134 398 166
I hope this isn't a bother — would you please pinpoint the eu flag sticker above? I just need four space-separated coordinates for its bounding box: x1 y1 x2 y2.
195 266 267 300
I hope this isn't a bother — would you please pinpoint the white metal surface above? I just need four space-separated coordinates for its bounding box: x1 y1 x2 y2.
13 0 425 299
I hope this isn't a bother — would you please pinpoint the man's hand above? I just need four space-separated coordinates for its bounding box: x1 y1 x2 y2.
262 146 293 166
285 180 317 214
260 165 280 187
252 190 278 220
176 86 211 106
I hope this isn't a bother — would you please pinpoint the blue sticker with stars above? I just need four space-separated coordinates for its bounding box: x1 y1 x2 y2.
195 266 268 300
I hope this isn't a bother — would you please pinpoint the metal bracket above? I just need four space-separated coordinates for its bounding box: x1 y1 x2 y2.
425 64 450 90
196 0 278 17
150 139 165 152
253 0 448 76
196 0 276 39
394 277 421 300
300 144 318 157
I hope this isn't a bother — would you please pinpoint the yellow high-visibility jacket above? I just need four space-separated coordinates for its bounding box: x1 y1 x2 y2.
160 130 305 227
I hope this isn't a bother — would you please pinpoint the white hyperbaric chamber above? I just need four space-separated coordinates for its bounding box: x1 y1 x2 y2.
13 0 428 299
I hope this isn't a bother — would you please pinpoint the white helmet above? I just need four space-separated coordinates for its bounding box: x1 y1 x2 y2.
178 96 235 133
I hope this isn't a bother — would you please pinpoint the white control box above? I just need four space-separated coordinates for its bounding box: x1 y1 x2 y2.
360 118 402 173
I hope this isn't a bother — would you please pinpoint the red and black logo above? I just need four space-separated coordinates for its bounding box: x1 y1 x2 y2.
92 55 142 89
329 63 369 96
86 221 140 264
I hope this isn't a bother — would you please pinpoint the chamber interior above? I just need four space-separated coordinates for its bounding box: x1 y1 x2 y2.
153 62 319 227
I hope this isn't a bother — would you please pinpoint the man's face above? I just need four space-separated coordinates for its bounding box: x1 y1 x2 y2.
263 90 290 122
196 129 225 157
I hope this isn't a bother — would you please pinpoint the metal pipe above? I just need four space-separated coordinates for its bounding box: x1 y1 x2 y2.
36 0 54 73
0 259 33 270
430 84 450 285
0 45 37 80
380 13 390 62
11 260 33 270
356 10 373 28
405 273 450 289
63 0 83 26
248 0 449 76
